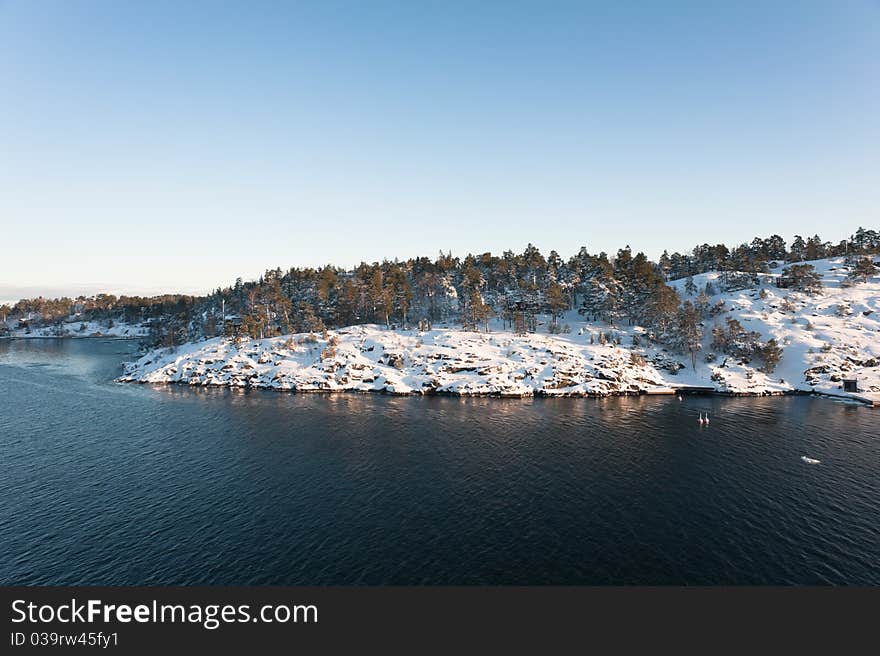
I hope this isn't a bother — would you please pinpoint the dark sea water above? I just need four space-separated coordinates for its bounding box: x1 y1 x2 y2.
1 338 877 585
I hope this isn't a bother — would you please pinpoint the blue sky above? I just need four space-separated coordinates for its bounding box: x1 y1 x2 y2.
1 0 878 298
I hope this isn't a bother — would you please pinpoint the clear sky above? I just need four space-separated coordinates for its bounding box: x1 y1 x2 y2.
1 0 878 299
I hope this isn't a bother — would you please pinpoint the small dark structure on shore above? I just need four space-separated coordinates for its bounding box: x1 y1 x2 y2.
843 377 859 393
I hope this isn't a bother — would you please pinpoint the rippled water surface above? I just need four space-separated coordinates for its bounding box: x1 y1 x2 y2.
1 338 877 584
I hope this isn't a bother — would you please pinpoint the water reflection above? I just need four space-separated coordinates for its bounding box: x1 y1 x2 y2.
0 339 878 585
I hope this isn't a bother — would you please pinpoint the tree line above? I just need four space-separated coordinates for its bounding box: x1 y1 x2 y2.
2 227 877 367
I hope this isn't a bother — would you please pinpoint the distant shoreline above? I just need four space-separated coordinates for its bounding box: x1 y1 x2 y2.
0 334 141 341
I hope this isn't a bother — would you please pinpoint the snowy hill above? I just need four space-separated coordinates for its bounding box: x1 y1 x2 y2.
119 257 878 402
664 256 879 398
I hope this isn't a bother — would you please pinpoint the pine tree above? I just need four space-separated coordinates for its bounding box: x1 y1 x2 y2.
789 235 807 262
695 290 710 316
469 290 494 332
675 301 702 370
781 264 823 294
849 257 877 283
760 339 783 373
545 281 568 328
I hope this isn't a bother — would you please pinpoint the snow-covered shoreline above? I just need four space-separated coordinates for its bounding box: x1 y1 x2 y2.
1 334 142 340
118 325 674 398
117 257 879 404
112 324 863 401
1 320 149 340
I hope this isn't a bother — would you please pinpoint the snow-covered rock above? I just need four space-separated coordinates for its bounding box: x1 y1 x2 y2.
118 326 670 397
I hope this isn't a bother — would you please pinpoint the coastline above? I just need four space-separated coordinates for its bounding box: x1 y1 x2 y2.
115 324 877 406
118 374 875 405
119 373 875 405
